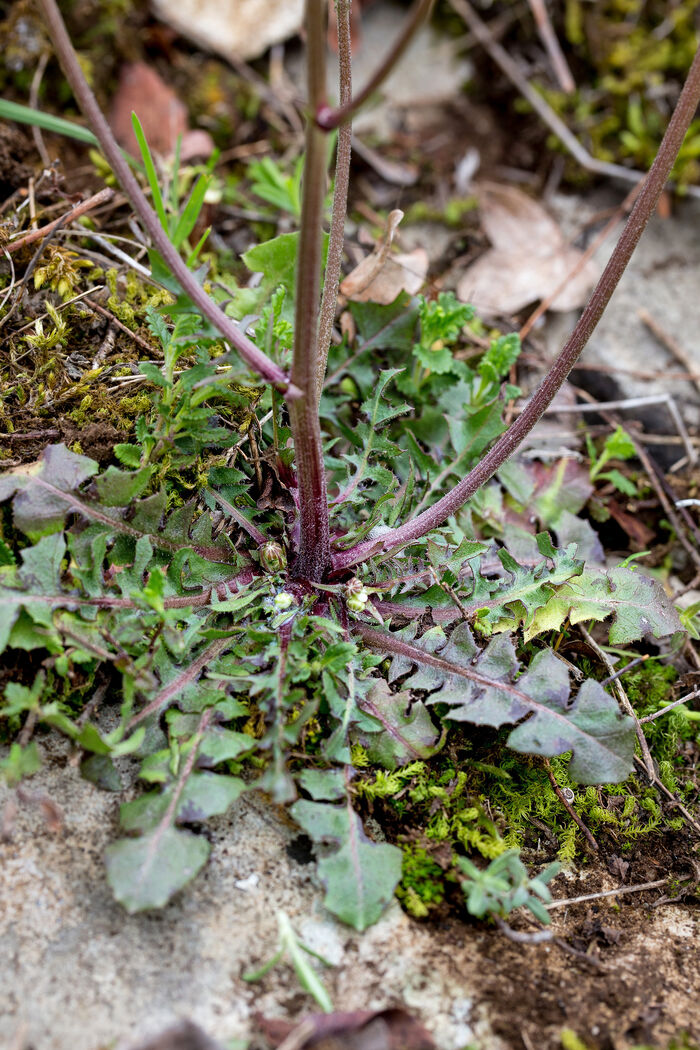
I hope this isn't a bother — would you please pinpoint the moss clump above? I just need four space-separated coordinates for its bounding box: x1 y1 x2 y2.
396 846 446 918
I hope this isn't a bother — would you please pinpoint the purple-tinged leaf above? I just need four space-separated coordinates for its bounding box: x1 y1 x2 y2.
508 654 635 783
357 624 636 784
525 566 681 643
119 772 245 831
353 678 440 769
105 826 210 913
0 444 98 539
291 800 402 930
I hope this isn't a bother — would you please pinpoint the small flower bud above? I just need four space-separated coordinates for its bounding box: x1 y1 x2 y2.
260 541 287 573
273 591 295 611
345 578 370 614
347 593 368 613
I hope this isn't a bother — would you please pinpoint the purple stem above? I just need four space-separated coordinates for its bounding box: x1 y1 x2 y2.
316 0 353 401
334 40 700 573
316 0 436 130
289 0 332 580
36 0 295 396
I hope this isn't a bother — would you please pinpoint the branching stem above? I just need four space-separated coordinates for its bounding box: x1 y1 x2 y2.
334 40 700 573
36 0 294 396
317 0 436 130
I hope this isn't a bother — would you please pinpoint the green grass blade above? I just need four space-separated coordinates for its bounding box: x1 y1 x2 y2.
169 134 183 215
0 98 99 146
186 226 211 267
131 112 168 231
171 174 210 250
0 99 141 172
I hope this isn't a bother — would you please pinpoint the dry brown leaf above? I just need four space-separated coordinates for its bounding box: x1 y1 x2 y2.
457 182 599 315
257 1007 436 1050
109 62 214 161
340 210 428 304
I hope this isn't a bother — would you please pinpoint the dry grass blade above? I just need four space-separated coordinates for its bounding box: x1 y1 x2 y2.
546 879 667 910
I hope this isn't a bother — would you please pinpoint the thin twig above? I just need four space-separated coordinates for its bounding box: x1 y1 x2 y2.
83 296 156 354
520 351 700 384
633 754 700 836
29 51 51 168
638 307 700 401
317 0 436 130
7 188 115 253
553 936 607 969
0 246 17 313
526 0 575 93
579 624 655 781
600 654 649 687
65 229 152 277
631 435 700 572
0 213 70 330
493 915 553 944
12 284 103 336
539 392 697 467
546 879 667 910
520 182 640 342
640 688 700 723
543 759 599 851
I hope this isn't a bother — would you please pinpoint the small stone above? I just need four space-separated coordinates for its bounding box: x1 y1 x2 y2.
151 0 304 62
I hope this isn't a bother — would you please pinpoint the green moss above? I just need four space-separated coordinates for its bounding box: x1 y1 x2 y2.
355 660 697 921
403 197 478 228
396 846 446 918
478 0 700 187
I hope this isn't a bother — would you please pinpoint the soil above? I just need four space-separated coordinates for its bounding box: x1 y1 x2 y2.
0 122 34 198
5 419 121 463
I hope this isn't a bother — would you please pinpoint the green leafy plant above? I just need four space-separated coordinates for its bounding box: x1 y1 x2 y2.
246 155 304 219
587 425 637 496
1 0 699 928
457 848 559 924
243 910 334 1014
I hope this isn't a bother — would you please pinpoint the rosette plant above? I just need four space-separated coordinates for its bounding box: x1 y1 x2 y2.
1 0 699 921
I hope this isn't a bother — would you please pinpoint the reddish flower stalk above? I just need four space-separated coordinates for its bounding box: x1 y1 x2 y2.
288 0 333 580
36 0 294 396
316 0 353 402
333 38 700 574
316 0 436 131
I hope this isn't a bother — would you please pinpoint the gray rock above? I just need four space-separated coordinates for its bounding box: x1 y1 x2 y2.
0 748 498 1050
150 0 304 63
